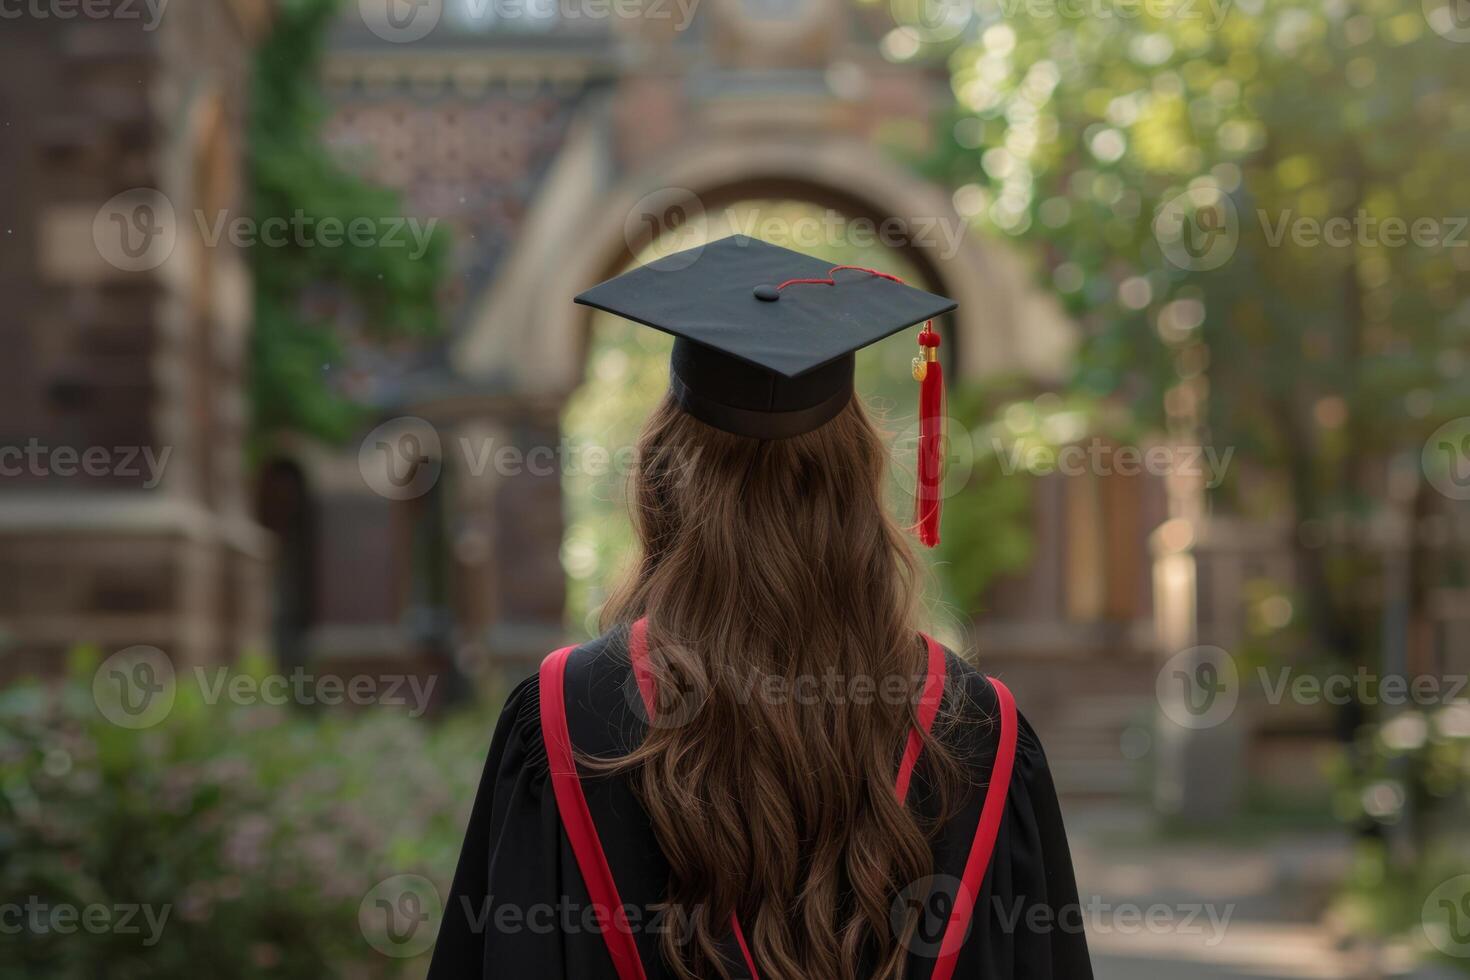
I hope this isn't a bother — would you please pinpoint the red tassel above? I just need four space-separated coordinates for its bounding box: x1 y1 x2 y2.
914 324 944 548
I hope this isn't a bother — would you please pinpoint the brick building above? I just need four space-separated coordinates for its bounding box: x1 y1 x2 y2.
0 0 273 676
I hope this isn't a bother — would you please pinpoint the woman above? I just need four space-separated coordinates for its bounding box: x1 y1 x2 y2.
430 236 1091 979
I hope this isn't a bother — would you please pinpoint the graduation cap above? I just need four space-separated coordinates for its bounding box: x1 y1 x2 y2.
575 234 955 546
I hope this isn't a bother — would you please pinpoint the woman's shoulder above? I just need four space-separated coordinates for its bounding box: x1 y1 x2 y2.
493 627 640 768
936 646 1049 770
500 626 633 708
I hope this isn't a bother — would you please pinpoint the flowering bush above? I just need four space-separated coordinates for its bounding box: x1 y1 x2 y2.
0 648 496 979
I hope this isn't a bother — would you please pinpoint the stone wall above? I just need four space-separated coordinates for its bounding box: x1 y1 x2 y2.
0 2 271 676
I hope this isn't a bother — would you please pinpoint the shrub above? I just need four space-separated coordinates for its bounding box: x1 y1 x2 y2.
0 650 495 979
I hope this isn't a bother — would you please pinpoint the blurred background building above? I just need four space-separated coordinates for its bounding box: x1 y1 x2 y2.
0 1 274 677
3 0 1469 977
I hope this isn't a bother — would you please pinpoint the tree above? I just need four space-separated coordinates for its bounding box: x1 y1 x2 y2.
921 0 1470 706
247 0 448 447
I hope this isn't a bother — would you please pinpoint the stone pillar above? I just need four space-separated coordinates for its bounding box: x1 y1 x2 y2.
0 2 272 676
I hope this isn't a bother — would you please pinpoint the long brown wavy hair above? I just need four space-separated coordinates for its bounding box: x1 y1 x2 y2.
600 392 963 980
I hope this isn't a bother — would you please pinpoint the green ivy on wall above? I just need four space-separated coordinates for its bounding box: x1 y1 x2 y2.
247 0 448 448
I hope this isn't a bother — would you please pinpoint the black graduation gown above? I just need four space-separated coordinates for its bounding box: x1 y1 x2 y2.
429 628 1093 979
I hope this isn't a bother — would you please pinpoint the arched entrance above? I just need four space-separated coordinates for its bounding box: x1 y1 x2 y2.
452 131 1075 401
560 197 952 632
254 458 317 672
446 131 1075 655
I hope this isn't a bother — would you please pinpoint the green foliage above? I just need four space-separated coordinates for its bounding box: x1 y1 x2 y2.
247 0 448 446
923 0 1470 659
0 652 491 979
1332 703 1470 969
928 0 1470 471
937 381 1045 611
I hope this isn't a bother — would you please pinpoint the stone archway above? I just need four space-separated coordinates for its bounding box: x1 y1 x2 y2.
451 128 1075 402
443 121 1078 662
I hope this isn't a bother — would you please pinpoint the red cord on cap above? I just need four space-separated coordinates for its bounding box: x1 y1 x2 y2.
771 264 945 549
774 265 906 291
914 322 944 548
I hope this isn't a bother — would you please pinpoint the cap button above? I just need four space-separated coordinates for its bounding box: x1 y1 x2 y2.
753 284 780 302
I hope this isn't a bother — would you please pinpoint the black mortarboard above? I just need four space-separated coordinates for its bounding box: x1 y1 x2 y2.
574 235 957 441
